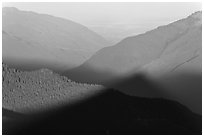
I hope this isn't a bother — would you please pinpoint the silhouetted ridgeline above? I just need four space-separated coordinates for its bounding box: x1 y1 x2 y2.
2 64 202 135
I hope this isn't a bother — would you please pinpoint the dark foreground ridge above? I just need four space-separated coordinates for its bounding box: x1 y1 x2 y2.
3 89 202 135
2 64 202 135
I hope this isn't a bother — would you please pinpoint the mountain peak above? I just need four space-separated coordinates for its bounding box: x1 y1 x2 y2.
3 7 19 12
2 7 20 16
187 11 202 26
173 11 202 28
189 11 202 19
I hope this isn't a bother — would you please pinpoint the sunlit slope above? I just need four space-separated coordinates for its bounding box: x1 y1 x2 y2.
72 11 201 78
2 63 103 113
65 11 202 114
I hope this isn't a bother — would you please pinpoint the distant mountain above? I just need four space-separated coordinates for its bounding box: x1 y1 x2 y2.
65 11 202 114
2 7 110 72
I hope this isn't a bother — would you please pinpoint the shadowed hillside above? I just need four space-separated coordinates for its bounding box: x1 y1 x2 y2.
2 64 202 135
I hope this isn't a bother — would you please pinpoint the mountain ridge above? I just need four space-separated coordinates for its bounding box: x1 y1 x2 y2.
64 11 202 114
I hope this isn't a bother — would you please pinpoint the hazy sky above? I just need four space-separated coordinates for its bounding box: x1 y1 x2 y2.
3 2 201 26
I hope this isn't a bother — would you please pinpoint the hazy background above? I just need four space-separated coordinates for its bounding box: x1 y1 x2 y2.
3 2 201 43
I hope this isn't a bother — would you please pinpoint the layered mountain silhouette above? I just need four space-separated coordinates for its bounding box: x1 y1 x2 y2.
2 7 202 134
2 7 110 72
2 64 202 135
65 11 202 114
